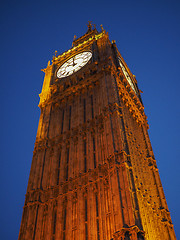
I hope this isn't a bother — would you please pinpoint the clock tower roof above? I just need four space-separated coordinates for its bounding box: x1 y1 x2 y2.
72 22 99 47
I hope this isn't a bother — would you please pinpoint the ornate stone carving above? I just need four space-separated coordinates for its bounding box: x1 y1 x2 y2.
113 226 145 240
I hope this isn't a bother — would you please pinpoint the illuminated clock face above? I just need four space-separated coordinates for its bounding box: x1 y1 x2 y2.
57 51 92 78
118 58 136 93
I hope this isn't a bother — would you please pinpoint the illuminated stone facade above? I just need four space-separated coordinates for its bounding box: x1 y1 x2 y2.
19 24 176 240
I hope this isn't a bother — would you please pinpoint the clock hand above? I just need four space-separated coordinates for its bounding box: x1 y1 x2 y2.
73 61 77 67
72 57 77 67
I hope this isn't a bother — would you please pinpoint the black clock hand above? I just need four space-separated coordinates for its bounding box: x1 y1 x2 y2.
73 57 77 67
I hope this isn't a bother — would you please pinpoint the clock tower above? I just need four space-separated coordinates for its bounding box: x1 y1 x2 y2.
18 23 176 240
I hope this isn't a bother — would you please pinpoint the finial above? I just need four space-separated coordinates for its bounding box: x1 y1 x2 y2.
52 50 58 61
87 21 93 31
47 60 50 67
100 24 104 31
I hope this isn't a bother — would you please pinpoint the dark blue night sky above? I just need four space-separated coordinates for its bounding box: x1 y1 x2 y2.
1 0 180 239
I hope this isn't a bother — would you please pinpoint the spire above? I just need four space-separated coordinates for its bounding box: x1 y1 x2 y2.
87 21 93 32
100 24 104 31
86 21 97 33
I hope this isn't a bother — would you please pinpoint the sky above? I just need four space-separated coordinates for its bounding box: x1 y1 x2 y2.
0 0 180 239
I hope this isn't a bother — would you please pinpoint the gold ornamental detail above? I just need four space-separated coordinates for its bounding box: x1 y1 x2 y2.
117 77 147 126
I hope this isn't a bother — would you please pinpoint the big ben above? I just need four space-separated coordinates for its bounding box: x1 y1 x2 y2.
18 23 176 240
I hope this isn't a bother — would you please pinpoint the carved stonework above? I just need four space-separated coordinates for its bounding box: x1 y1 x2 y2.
19 24 176 240
113 226 145 240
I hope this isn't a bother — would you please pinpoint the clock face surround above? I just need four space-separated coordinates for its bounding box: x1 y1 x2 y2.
57 51 92 79
118 57 136 93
